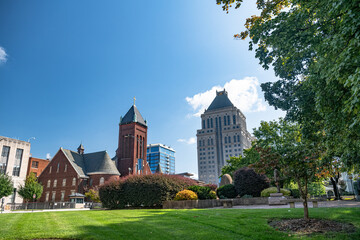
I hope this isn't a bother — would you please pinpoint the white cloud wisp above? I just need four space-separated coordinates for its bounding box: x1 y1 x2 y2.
186 77 266 117
177 137 196 145
0 47 7 63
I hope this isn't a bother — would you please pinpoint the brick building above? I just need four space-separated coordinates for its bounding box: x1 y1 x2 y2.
38 145 120 202
114 102 151 177
27 157 50 177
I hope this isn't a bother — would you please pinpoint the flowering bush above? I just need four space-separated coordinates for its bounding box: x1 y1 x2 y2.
209 190 217 199
205 184 218 191
174 190 198 201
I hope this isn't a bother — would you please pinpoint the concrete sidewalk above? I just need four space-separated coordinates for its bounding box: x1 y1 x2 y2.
214 200 360 209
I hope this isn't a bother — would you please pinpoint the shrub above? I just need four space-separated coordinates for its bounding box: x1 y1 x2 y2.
99 174 197 209
85 188 101 203
174 190 198 200
205 184 218 191
260 187 291 197
233 167 269 197
187 185 213 200
209 190 217 199
290 189 300 198
216 184 237 199
308 182 326 197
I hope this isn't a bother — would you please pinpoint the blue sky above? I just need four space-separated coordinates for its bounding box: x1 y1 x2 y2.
0 0 284 177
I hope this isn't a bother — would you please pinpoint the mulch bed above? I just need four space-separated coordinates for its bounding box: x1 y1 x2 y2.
268 218 356 235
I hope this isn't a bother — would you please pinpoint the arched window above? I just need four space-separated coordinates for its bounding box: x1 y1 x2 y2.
234 135 237 143
53 179 57 187
62 178 66 187
72 177 76 186
99 177 105 185
47 180 51 188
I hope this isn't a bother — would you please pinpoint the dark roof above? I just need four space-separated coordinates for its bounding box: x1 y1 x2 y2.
61 148 120 177
206 89 234 111
120 105 147 126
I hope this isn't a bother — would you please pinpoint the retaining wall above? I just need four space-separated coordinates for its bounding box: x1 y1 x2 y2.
163 197 268 209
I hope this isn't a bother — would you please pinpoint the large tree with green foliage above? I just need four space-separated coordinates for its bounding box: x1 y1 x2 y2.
18 173 43 206
251 118 326 219
216 0 360 170
221 147 260 177
0 174 13 199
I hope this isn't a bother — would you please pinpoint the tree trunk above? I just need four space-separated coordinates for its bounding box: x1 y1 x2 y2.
330 177 341 200
25 200 28 210
297 178 309 220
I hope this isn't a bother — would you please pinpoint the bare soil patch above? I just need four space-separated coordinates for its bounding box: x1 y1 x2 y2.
268 218 356 235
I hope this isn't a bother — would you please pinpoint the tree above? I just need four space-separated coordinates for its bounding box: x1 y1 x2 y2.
18 173 43 208
221 147 260 177
85 187 101 203
216 0 360 170
0 174 13 199
251 118 326 219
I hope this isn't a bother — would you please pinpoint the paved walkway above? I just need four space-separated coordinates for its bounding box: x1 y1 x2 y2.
214 200 360 209
1 208 90 214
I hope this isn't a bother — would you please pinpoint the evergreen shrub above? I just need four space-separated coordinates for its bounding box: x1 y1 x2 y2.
99 174 197 209
187 185 214 200
216 184 237 199
233 167 269 197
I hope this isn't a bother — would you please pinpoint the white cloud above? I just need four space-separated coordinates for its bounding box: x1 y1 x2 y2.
186 77 266 117
177 137 196 145
0 46 7 63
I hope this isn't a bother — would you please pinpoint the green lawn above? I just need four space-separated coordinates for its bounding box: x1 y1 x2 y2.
0 208 359 240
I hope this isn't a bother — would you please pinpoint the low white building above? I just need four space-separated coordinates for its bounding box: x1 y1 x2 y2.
0 136 31 204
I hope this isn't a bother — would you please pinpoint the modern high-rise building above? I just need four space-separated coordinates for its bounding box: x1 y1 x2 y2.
146 144 175 174
196 90 252 184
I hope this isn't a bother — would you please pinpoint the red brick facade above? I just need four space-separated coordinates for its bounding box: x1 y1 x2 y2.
27 157 50 178
116 122 151 177
38 149 119 202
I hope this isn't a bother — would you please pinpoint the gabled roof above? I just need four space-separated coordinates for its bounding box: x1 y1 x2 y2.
120 105 147 126
206 89 234 111
61 148 120 177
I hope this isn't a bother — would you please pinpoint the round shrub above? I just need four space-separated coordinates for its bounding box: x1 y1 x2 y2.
216 184 237 199
260 187 291 197
174 190 198 200
187 185 213 200
233 167 270 197
204 184 217 191
99 174 197 209
209 190 217 199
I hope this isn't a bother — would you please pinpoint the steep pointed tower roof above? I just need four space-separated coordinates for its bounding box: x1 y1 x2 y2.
155 163 163 174
120 105 147 126
206 89 234 111
77 144 85 154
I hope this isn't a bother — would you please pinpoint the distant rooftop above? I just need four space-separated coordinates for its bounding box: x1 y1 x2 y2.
147 143 175 152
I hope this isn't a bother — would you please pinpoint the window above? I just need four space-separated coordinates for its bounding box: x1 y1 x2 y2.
228 136 231 143
31 161 39 169
47 180 51 188
64 164 67 172
227 115 230 125
45 192 49 202
99 177 105 185
210 118 213 128
57 163 60 173
62 178 66 187
0 146 10 174
207 119 210 129
233 115 236 124
12 148 23 176
224 137 227 144
89 179 93 187
234 136 237 143
52 191 56 202
223 116 227 126
202 120 205 129
71 190 75 195
49 166 52 174
61 191 65 201
237 135 240 142
53 179 57 187
72 178 76 186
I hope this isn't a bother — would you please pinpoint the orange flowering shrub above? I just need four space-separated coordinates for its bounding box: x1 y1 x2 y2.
174 190 198 201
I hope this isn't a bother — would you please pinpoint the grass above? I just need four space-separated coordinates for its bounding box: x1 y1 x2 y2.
0 207 359 239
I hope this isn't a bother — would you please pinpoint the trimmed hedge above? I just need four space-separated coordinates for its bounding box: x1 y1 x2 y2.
233 167 269 197
174 190 198 200
99 174 197 209
260 187 291 197
187 185 215 200
216 184 237 199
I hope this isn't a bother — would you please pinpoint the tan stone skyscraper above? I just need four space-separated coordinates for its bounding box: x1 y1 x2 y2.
196 90 252 184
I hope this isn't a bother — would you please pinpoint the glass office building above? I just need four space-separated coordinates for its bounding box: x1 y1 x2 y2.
146 144 175 174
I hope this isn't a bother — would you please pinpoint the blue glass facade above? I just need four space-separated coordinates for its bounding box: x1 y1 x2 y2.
146 144 175 174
